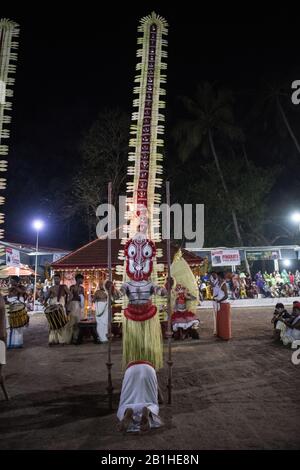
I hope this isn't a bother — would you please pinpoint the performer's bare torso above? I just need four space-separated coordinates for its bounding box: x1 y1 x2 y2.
121 281 164 305
69 284 84 301
49 285 68 299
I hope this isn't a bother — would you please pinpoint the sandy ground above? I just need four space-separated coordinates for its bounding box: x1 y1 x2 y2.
0 307 299 450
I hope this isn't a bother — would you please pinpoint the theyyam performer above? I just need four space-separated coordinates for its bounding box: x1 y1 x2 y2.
170 250 200 340
111 11 168 431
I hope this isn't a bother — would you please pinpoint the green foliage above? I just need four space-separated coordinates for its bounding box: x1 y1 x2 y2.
59 108 130 240
173 82 244 164
186 159 281 246
169 81 284 247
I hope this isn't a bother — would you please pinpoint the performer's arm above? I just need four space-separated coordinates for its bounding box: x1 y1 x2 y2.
68 285 75 302
153 284 168 296
64 285 70 304
93 290 100 301
43 288 51 305
104 280 126 300
153 276 174 297
271 314 277 324
186 292 196 301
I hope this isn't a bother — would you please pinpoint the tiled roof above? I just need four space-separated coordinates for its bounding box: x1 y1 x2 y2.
51 237 203 269
1 241 68 253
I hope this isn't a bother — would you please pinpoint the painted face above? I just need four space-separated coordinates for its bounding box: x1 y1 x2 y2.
125 235 156 281
175 284 186 294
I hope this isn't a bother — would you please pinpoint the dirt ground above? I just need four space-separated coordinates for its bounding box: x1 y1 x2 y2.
0 307 299 450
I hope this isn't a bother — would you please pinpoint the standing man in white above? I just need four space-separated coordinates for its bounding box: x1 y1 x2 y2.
69 273 85 342
93 284 108 343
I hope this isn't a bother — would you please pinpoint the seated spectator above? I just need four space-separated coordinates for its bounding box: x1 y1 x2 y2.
262 283 272 298
281 302 300 346
294 282 300 296
271 302 291 340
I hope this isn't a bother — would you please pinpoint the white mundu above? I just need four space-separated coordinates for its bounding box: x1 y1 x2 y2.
95 300 108 342
48 296 72 345
0 340 5 365
7 296 25 348
117 363 162 432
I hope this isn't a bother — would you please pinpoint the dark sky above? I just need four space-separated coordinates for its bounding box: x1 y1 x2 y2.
1 3 299 249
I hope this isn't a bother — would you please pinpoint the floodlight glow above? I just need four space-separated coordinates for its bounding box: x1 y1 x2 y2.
32 219 44 231
283 259 291 267
291 212 300 223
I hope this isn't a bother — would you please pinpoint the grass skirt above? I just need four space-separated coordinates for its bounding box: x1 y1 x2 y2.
122 313 163 370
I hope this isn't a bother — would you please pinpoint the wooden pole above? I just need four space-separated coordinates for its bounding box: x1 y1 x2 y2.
106 182 113 411
166 181 173 404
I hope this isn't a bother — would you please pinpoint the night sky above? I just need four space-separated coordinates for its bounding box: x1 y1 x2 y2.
1 3 299 249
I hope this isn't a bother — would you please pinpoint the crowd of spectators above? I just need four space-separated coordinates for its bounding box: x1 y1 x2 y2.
198 269 300 300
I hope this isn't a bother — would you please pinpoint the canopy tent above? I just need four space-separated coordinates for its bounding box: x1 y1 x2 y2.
0 264 35 278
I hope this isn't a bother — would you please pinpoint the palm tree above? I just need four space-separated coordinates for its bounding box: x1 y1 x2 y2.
257 80 300 155
173 82 245 247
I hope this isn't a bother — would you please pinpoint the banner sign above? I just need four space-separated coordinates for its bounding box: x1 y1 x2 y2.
6 247 20 267
211 249 240 267
246 250 279 261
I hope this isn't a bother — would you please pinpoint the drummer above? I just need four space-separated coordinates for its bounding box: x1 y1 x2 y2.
44 273 71 345
6 276 27 348
7 276 26 303
68 274 85 343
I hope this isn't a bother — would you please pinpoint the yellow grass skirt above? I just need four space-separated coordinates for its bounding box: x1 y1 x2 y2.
122 313 163 370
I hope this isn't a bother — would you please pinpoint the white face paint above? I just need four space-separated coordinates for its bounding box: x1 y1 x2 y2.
126 238 155 281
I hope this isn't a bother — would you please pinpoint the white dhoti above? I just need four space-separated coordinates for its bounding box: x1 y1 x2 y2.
68 300 82 342
275 320 286 341
48 297 72 345
117 363 162 432
0 340 6 364
95 301 108 342
282 327 300 346
7 327 23 348
6 297 25 349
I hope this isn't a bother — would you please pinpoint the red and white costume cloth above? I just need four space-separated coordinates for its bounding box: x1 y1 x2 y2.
114 233 167 369
171 290 199 332
119 280 166 321
117 362 162 432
